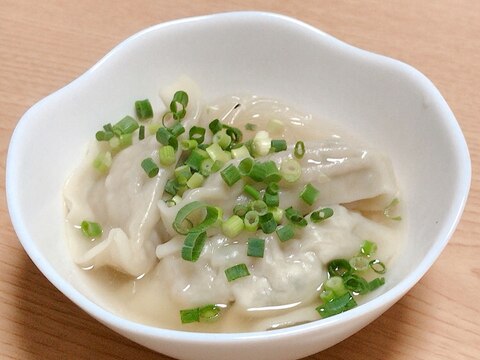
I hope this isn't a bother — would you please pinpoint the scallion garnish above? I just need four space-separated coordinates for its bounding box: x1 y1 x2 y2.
244 211 260 232
225 263 250 282
222 215 244 238
159 145 176 166
294 140 305 159
343 274 370 294
252 130 271 157
92 151 112 174
173 201 219 235
247 238 265 258
112 115 139 135
310 208 334 223
245 123 257 131
206 143 231 163
284 207 308 227
141 157 159 178
360 240 377 257
220 164 241 186
276 224 295 242
327 259 353 278
135 99 153 120
209 119 223 134
156 127 178 150
299 183 319 205
243 184 261 200
316 292 357 318
266 182 279 195
368 277 385 291
213 129 232 149
263 192 279 207
384 198 402 221
80 220 103 238
199 158 214 176
185 148 209 171
348 256 369 272
180 308 199 324
323 276 348 297
271 139 287 152
189 126 206 144
186 172 204 189
230 145 251 159
369 259 386 274
280 159 301 183
138 125 145 140
169 121 186 137
181 139 198 151
169 90 189 121
259 212 277 234
251 200 268 216
181 231 207 262
180 304 221 324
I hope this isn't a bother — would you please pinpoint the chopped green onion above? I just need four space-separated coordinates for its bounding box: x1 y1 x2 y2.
169 122 185 137
199 158 214 176
159 145 176 166
180 308 199 324
211 160 224 173
173 201 219 235
109 134 132 152
384 197 402 221
368 277 385 291
181 231 207 262
199 304 221 322
92 151 112 174
185 148 209 171
319 289 335 303
360 240 378 257
247 238 265 258
209 119 223 134
164 178 179 196
276 224 295 242
259 212 277 234
148 122 162 135
245 123 257 131
233 203 249 217
206 143 231 163
141 157 159 178
310 208 334 223
244 211 260 232
344 274 370 294
248 162 267 182
316 292 357 318
369 259 386 274
252 130 271 157
113 115 139 135
187 172 204 189
266 119 284 134
81 220 103 238
238 157 254 176
181 139 198 150
266 182 279 195
169 90 189 121
327 259 353 278
271 139 287 152
166 195 182 207
225 263 250 282
284 207 308 227
231 145 251 159
300 183 319 205
222 215 244 238
294 141 305 159
349 256 370 272
280 159 301 183
251 200 268 216
223 125 243 145
323 276 348 297
156 127 178 150
263 192 279 207
95 129 114 141
263 161 282 183
213 129 232 149
189 126 206 144
270 207 283 223
220 164 241 186
135 99 153 120
138 125 145 140
243 184 261 200
175 165 192 181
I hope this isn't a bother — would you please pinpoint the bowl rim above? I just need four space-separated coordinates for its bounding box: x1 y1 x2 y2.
6 10 471 343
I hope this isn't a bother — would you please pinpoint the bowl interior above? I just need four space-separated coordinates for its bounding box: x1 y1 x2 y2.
6 11 470 358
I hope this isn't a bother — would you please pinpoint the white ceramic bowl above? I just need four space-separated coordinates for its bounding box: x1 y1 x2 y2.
6 12 470 360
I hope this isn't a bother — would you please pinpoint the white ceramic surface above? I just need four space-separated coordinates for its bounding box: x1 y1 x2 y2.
6 12 470 360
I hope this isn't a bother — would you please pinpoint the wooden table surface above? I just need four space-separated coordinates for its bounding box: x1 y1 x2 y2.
1 1 479 359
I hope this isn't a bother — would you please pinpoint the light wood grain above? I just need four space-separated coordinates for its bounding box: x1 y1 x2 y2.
1 1 479 359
